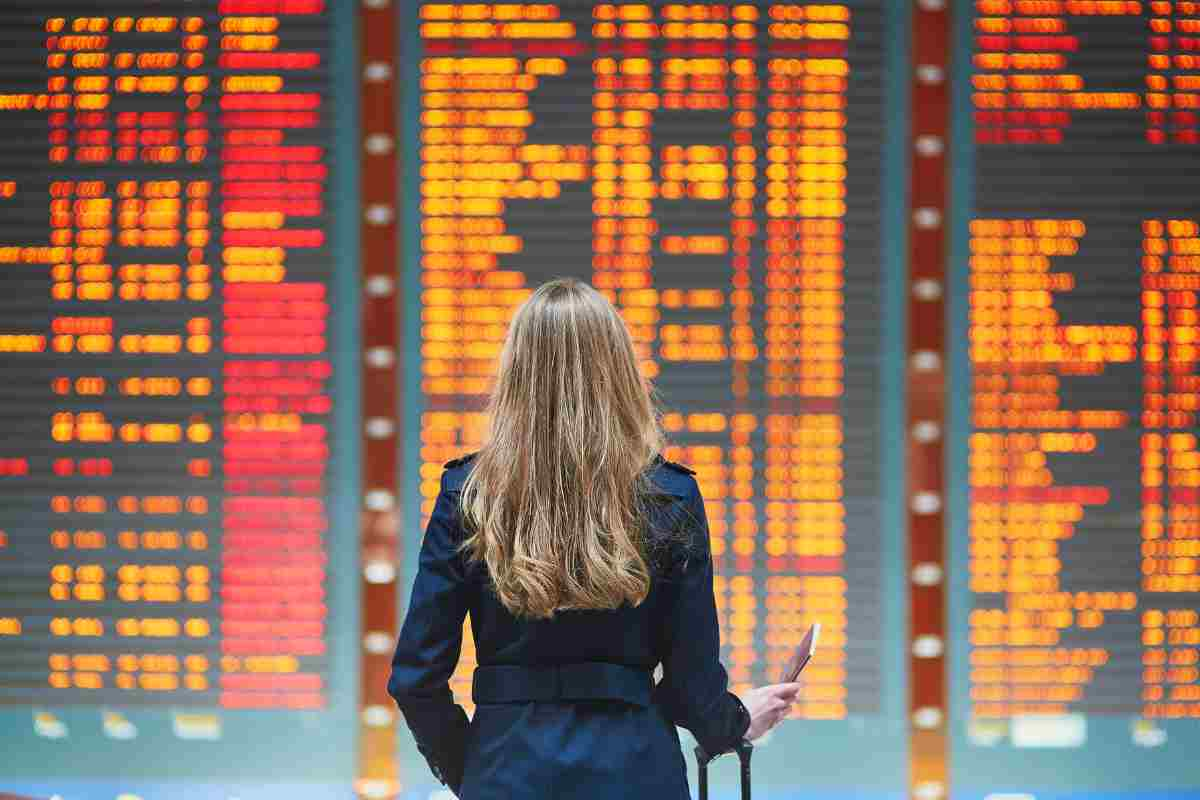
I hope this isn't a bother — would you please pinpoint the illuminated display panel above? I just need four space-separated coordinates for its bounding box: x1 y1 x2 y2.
405 0 890 726
953 2 1200 796
0 1 356 793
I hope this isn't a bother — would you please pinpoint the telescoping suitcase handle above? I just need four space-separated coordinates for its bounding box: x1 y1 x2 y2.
694 739 753 800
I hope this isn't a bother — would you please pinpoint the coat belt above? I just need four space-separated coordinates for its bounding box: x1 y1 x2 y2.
472 662 653 707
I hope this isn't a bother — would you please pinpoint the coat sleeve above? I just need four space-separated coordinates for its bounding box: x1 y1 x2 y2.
387 470 471 794
651 478 752 757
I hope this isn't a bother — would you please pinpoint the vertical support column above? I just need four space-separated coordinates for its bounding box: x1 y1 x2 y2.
908 1 951 799
358 0 400 797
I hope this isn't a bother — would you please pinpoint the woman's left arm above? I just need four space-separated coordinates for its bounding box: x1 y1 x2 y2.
387 470 471 794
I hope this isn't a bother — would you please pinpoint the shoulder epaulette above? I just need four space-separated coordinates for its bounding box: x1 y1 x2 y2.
443 451 479 469
660 458 695 475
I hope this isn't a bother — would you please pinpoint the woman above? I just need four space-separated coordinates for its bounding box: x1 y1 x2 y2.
388 278 801 799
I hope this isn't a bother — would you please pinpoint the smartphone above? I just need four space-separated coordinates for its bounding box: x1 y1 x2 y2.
780 622 821 683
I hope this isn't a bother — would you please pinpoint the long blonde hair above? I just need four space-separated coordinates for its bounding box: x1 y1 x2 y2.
459 278 666 619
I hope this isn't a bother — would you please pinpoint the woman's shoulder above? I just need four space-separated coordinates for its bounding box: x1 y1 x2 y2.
641 455 708 576
644 453 699 498
649 452 696 476
440 451 479 492
443 451 479 470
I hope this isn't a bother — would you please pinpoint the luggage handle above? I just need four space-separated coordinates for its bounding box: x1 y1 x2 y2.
694 739 753 800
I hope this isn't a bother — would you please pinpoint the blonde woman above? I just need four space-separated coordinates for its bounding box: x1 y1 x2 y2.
388 278 801 799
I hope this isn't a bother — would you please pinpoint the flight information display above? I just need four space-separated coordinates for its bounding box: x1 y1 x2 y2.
0 1 357 795
402 0 897 730
951 2 1200 796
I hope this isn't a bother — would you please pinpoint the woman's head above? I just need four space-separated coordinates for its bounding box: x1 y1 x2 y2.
459 278 665 619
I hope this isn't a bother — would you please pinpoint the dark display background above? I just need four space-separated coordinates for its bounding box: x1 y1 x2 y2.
399 1 909 797
949 4 1200 798
23 2 1200 800
0 1 360 795
0 2 914 798
407 0 889 714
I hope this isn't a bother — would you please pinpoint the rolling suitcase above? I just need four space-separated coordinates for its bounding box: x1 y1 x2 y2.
694 739 754 800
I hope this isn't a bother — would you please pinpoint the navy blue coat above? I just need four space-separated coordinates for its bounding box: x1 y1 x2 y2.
387 453 750 799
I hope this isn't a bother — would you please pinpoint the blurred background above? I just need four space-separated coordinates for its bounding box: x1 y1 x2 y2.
0 1 1197 798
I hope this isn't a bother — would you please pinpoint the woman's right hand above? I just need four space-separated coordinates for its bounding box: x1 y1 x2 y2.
736 682 803 741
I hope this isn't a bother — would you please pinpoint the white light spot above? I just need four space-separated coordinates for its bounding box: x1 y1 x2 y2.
364 489 395 512
969 718 1008 747
914 781 946 800
911 562 944 586
364 560 397 584
911 491 942 515
359 780 395 800
365 204 394 226
914 134 944 157
363 61 392 83
1011 714 1086 748
365 274 395 297
913 707 943 729
912 278 942 301
916 64 945 85
362 705 394 727
1131 718 1167 748
365 346 395 369
911 420 941 443
363 631 393 655
365 418 395 439
365 133 394 156
911 350 941 372
912 635 944 659
914 206 942 229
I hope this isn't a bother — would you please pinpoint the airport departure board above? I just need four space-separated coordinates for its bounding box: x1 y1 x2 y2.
403 0 893 721
18 2 1198 799
951 2 1200 796
0 0 335 711
0 2 359 794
